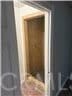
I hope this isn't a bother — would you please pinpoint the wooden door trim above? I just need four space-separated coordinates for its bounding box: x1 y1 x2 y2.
22 19 29 74
22 11 44 20
22 12 44 74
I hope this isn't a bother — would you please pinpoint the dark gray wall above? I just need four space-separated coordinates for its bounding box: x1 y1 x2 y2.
1 1 72 96
52 3 72 95
69 7 72 75
1 2 21 96
34 1 72 96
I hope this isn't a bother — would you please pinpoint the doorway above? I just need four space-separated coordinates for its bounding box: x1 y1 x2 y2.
23 14 44 82
14 1 51 96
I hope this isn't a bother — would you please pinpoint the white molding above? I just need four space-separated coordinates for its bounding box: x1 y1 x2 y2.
21 1 50 12
18 1 52 96
0 2 1 96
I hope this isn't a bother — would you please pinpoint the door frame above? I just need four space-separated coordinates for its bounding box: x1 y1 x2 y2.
21 1 52 96
22 12 44 75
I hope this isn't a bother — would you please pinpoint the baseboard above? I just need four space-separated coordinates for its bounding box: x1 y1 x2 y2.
56 77 69 96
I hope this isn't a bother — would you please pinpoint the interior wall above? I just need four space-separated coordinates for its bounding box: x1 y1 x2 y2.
69 7 72 76
2 2 13 96
52 3 72 95
33 1 72 96
1 1 21 96
2 1 72 96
